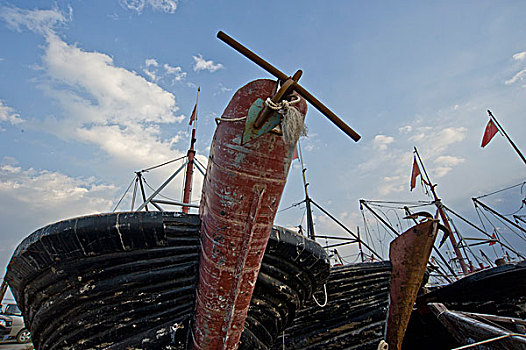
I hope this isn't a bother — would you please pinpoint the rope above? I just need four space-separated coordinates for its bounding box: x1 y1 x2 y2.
474 181 526 200
265 96 306 145
141 155 187 172
214 116 246 124
451 333 526 349
312 284 328 307
377 340 389 350
112 175 137 212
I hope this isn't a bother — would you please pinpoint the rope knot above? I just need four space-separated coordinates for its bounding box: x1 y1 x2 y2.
265 96 306 145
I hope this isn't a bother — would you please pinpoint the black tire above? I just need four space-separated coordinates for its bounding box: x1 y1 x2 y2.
16 328 31 344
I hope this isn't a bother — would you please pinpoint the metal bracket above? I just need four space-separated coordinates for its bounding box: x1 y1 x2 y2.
241 71 302 145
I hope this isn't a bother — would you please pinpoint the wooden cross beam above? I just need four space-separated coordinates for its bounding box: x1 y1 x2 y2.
217 31 361 142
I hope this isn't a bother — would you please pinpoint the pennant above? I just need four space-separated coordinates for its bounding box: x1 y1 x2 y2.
292 146 299 160
189 103 197 126
481 119 498 148
410 156 421 191
489 233 497 246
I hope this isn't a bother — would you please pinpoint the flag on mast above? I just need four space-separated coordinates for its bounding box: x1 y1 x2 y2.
189 87 200 126
481 118 498 148
410 156 421 191
189 103 198 126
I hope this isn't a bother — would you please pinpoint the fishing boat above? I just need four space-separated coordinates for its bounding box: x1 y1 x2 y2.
2 31 362 350
360 148 526 349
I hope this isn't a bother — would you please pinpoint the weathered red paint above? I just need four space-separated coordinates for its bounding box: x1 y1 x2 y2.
386 220 439 350
192 79 307 350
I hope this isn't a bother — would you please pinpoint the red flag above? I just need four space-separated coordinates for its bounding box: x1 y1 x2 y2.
292 146 299 160
489 233 497 246
189 103 197 126
481 119 498 148
410 156 421 191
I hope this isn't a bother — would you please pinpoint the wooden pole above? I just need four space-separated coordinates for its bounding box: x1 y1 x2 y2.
414 147 470 274
217 31 361 142
182 87 200 213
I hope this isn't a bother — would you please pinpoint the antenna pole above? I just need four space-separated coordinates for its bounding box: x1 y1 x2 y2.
182 87 200 213
357 226 365 263
414 147 470 274
137 172 149 212
487 110 526 166
298 140 315 239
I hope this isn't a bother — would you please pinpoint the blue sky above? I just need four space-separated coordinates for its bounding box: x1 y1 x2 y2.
1 1 526 280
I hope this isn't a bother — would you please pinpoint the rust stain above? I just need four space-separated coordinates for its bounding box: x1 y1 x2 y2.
386 220 439 350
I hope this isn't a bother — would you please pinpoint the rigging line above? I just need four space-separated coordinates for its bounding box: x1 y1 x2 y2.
476 199 526 242
193 160 207 177
361 199 433 205
131 177 138 211
473 181 526 200
445 211 481 267
499 202 525 216
142 177 183 203
278 199 306 213
140 155 187 172
477 205 523 256
362 209 384 259
112 175 137 212
364 202 434 209
311 199 384 260
483 208 526 243
194 158 208 173
442 210 473 267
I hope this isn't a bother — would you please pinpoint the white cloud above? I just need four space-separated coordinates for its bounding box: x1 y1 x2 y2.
145 58 158 67
143 67 158 81
505 69 526 85
192 54 224 72
378 175 404 195
409 126 466 156
373 134 394 151
512 51 526 61
38 32 186 167
0 5 70 34
143 59 186 84
121 0 178 14
433 155 465 178
0 163 116 217
2 6 188 169
399 125 412 134
163 63 186 81
214 83 233 96
0 100 24 125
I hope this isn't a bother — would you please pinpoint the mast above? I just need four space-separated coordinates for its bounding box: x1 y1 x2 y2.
357 226 365 263
487 110 526 166
298 140 315 239
182 87 200 214
414 147 470 274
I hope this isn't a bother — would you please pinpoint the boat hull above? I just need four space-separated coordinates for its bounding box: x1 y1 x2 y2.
5 212 329 350
274 261 392 350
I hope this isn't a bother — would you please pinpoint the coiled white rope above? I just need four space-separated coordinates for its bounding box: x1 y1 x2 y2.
377 340 389 350
312 283 328 307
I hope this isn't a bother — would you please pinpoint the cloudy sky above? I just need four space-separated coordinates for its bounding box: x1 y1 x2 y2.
1 1 526 283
